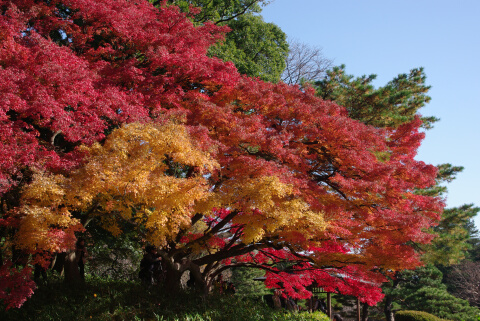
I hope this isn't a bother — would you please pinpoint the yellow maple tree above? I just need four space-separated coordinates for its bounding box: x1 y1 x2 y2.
16 121 325 258
16 122 219 249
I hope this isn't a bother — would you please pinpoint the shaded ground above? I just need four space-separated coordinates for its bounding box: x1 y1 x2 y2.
0 275 330 321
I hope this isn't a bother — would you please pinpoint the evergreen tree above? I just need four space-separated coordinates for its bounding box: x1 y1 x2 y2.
465 219 480 262
419 164 480 266
230 267 268 297
166 0 266 25
423 204 480 266
392 265 479 321
208 14 288 82
168 0 288 82
314 65 438 129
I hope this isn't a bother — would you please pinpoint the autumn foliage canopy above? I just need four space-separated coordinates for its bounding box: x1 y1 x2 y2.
0 0 443 309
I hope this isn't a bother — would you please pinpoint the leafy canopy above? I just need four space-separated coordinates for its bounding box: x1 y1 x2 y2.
0 0 443 309
208 13 288 82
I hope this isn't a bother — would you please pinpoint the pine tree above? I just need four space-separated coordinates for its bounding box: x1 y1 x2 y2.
392 265 479 321
315 65 438 128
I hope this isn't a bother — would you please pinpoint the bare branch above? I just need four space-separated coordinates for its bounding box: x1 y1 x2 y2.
447 261 480 307
282 38 333 85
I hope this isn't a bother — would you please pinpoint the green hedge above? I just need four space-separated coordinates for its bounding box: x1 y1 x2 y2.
395 310 449 321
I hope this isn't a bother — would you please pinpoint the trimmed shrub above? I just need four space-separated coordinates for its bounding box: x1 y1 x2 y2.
395 310 448 321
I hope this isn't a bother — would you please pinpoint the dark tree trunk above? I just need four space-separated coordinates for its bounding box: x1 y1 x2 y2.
384 295 395 321
52 252 66 275
63 250 82 284
164 267 183 293
384 275 401 321
161 258 212 299
361 302 369 321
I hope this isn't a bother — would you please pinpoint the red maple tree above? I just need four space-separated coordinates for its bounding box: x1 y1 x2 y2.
0 0 443 309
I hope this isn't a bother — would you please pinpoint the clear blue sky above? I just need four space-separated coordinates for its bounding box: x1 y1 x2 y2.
262 0 480 228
